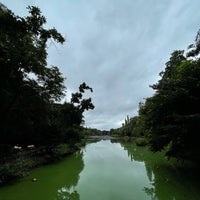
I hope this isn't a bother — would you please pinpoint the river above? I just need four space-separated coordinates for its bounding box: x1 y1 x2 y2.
0 139 199 200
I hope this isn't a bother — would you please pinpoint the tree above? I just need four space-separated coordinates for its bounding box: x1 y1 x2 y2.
138 43 200 162
0 5 66 145
71 82 95 113
44 82 95 145
187 29 200 57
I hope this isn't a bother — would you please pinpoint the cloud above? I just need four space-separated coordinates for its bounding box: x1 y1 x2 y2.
2 0 200 130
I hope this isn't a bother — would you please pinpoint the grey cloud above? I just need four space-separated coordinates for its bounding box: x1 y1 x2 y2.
2 0 200 130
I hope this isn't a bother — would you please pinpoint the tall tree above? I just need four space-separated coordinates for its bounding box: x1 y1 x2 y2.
0 5 66 145
138 35 200 162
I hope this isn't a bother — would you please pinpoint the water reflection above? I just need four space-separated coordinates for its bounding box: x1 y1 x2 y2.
54 151 84 200
56 186 79 200
0 150 84 200
143 186 156 200
115 139 200 200
1 140 200 200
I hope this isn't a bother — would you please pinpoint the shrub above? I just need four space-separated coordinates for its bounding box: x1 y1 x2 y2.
135 137 148 146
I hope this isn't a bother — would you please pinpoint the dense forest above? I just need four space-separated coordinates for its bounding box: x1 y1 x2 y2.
111 30 200 163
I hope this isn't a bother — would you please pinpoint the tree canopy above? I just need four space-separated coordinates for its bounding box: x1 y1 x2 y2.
0 5 94 148
138 34 200 162
111 30 200 163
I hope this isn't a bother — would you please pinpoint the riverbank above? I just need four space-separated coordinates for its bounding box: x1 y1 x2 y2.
86 135 148 146
0 143 83 186
1 140 200 200
86 135 118 140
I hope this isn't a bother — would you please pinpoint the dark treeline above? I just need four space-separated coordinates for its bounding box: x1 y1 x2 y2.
110 115 143 137
83 127 109 136
0 5 94 184
111 30 200 163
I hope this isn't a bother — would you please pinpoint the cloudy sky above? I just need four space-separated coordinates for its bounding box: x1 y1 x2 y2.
2 0 200 130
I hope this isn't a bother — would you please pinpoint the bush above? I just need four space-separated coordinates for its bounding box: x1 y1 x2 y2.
0 159 28 185
0 145 13 158
135 137 148 146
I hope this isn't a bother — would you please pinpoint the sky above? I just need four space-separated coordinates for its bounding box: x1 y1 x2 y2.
1 0 200 130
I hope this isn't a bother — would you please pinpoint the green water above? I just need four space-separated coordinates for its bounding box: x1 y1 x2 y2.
0 139 200 200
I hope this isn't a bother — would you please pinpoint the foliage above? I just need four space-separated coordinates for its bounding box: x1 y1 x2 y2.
71 82 95 112
0 4 93 186
83 127 109 136
0 4 95 185
0 144 74 186
111 116 144 137
138 39 200 162
135 137 148 146
112 30 200 163
0 158 29 185
0 5 66 145
0 5 94 148
187 29 200 57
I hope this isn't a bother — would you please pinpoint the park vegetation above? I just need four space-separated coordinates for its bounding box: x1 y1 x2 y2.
0 4 94 185
1 2 200 186
111 30 200 163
